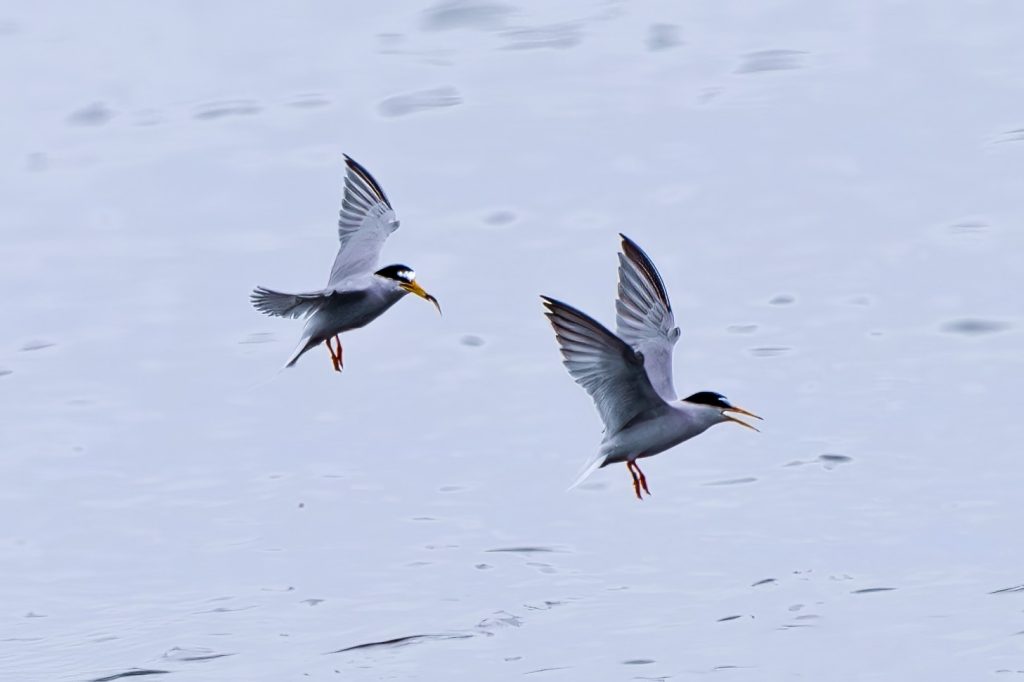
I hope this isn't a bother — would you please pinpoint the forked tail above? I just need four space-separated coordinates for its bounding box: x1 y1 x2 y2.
567 451 606 491
283 335 319 369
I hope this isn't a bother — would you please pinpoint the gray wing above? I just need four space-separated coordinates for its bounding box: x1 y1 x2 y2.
327 155 400 286
250 286 368 319
542 296 666 435
615 234 680 401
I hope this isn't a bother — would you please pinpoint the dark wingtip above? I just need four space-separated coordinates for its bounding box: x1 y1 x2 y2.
617 234 671 312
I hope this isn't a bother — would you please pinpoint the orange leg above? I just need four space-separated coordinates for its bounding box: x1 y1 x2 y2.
324 338 341 372
626 461 643 501
634 459 651 496
334 336 344 369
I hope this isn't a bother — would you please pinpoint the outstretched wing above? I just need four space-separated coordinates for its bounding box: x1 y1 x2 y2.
542 296 666 435
615 234 680 401
251 286 330 319
250 286 368 319
327 155 400 286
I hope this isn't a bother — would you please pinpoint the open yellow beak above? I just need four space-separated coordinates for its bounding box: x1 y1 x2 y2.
723 405 762 432
401 280 441 315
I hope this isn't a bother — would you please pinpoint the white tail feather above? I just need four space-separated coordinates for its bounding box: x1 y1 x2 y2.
567 452 606 491
283 335 317 369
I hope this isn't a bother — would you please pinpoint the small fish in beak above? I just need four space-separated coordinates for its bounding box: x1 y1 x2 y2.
401 280 442 315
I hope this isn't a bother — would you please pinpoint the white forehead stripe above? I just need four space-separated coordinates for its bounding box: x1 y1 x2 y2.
399 269 415 281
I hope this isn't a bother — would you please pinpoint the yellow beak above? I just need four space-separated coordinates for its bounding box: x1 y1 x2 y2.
723 405 762 432
401 279 441 315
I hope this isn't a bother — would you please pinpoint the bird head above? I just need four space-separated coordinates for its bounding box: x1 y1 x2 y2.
374 264 441 314
682 391 762 431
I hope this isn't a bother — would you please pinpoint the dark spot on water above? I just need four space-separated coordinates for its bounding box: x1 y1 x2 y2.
377 32 404 53
525 600 561 611
941 318 1011 336
949 220 988 234
623 658 655 664
0 369 11 377
486 546 559 553
302 599 325 606
328 632 472 654
819 453 852 469
194 100 262 120
439 485 464 492
162 647 234 662
68 102 114 126
0 19 20 36
477 611 523 630
297 502 305 508
24 611 45 618
460 334 485 347
727 324 758 334
378 87 461 117
847 295 872 306
768 294 795 305
749 346 790 357
91 671 169 682
200 604 257 614
788 604 803 612
475 563 491 570
288 94 331 108
736 49 807 74
501 23 582 50
717 615 742 622
699 87 723 104
752 578 776 587
240 332 276 344
998 128 1024 143
851 587 896 594
484 209 517 225
795 614 820 620
990 584 1024 594
420 0 513 31
20 339 54 352
525 668 571 676
646 23 681 51
411 516 435 521
527 561 557 574
704 477 757 486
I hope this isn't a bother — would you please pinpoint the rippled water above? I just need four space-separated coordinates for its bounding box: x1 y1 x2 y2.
2 1 1023 680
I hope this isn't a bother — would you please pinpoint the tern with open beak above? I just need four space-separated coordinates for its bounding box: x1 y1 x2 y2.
251 155 440 372
542 234 761 500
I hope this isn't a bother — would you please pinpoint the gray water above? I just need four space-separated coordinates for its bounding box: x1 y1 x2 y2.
2 1 1023 680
